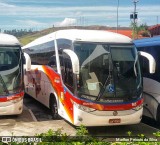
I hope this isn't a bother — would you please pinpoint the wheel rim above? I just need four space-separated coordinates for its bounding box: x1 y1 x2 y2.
51 98 58 118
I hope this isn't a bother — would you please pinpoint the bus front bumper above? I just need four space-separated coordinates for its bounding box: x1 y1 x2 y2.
73 106 143 126
0 99 23 115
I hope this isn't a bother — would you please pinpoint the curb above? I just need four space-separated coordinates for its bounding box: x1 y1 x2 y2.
28 109 38 122
23 105 37 122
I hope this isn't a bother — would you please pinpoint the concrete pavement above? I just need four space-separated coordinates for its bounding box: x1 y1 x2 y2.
0 106 76 136
0 105 159 142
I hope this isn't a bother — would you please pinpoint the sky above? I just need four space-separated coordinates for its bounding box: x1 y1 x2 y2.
0 0 160 31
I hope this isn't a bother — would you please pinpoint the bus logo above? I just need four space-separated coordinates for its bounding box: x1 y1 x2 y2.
108 84 115 93
113 111 118 116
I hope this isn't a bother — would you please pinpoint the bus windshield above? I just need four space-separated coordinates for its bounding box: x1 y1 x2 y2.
0 46 23 95
74 42 142 102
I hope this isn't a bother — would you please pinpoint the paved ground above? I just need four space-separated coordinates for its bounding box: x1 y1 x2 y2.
0 120 76 136
23 95 53 121
0 106 76 136
0 102 160 143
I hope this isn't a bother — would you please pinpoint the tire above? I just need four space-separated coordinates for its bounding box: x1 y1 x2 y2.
156 104 160 123
50 95 59 119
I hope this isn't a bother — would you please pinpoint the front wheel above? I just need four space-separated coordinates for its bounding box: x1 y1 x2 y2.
156 104 160 123
50 96 60 119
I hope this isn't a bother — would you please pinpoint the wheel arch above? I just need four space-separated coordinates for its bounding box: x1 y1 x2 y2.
49 92 59 109
156 104 160 122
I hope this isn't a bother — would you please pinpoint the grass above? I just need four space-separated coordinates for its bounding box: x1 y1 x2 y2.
18 27 55 46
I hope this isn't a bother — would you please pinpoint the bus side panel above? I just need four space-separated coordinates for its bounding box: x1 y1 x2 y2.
24 65 37 99
42 66 74 124
143 77 160 120
24 65 50 106
24 65 48 105
24 64 75 123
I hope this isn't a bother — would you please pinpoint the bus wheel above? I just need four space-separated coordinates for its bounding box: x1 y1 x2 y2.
50 96 59 119
156 104 160 123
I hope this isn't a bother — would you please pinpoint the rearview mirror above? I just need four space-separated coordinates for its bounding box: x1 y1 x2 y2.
139 51 156 74
63 49 79 75
23 52 31 71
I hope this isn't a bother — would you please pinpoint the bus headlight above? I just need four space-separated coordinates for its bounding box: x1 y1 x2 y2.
74 102 95 112
10 97 22 103
133 104 143 111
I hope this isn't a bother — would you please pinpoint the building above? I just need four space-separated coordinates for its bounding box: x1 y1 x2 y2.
148 24 160 37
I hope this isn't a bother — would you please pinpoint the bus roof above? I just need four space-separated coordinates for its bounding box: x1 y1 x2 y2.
0 33 20 46
22 29 132 49
134 36 160 48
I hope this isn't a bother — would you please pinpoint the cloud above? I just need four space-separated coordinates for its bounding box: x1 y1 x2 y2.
0 2 15 8
55 18 77 27
0 4 159 19
0 1 160 30
15 20 48 29
16 20 46 25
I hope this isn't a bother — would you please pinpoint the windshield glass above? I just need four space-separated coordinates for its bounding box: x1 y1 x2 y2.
0 46 23 95
74 42 142 102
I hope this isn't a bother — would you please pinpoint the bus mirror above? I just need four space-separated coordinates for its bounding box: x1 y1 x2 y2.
24 52 31 71
63 49 79 74
139 51 156 74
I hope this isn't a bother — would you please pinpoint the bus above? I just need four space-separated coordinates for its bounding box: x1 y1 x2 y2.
134 36 160 122
0 33 26 115
22 29 155 126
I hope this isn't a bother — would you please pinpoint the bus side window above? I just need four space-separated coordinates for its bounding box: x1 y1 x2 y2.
57 39 72 50
48 56 57 72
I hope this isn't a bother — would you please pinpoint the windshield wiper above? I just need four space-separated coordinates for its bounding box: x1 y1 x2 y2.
95 75 110 101
0 74 9 94
96 54 113 101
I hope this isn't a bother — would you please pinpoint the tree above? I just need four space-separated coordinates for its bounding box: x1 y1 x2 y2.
130 23 151 39
139 24 151 37
2 29 35 37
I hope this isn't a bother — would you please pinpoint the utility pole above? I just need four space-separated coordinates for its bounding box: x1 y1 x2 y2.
116 0 119 33
133 0 138 25
130 0 139 39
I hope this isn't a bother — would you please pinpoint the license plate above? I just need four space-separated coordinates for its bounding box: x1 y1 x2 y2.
109 119 121 123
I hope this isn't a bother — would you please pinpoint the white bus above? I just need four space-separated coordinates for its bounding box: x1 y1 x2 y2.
22 29 155 126
0 33 25 115
134 36 160 122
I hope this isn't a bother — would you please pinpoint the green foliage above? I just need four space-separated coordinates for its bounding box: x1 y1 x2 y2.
35 127 70 142
76 125 89 136
3 29 35 37
75 125 99 143
137 133 145 139
153 131 160 138
34 125 100 144
127 131 132 137
19 34 40 46
130 22 151 39
1 127 160 145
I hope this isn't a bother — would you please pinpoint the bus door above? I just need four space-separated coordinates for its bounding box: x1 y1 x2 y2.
24 68 37 98
58 49 79 121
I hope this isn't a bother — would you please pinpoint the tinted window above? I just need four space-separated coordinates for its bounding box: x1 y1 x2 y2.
60 52 73 93
25 41 55 65
0 47 20 70
57 39 72 50
48 55 57 72
140 46 160 82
